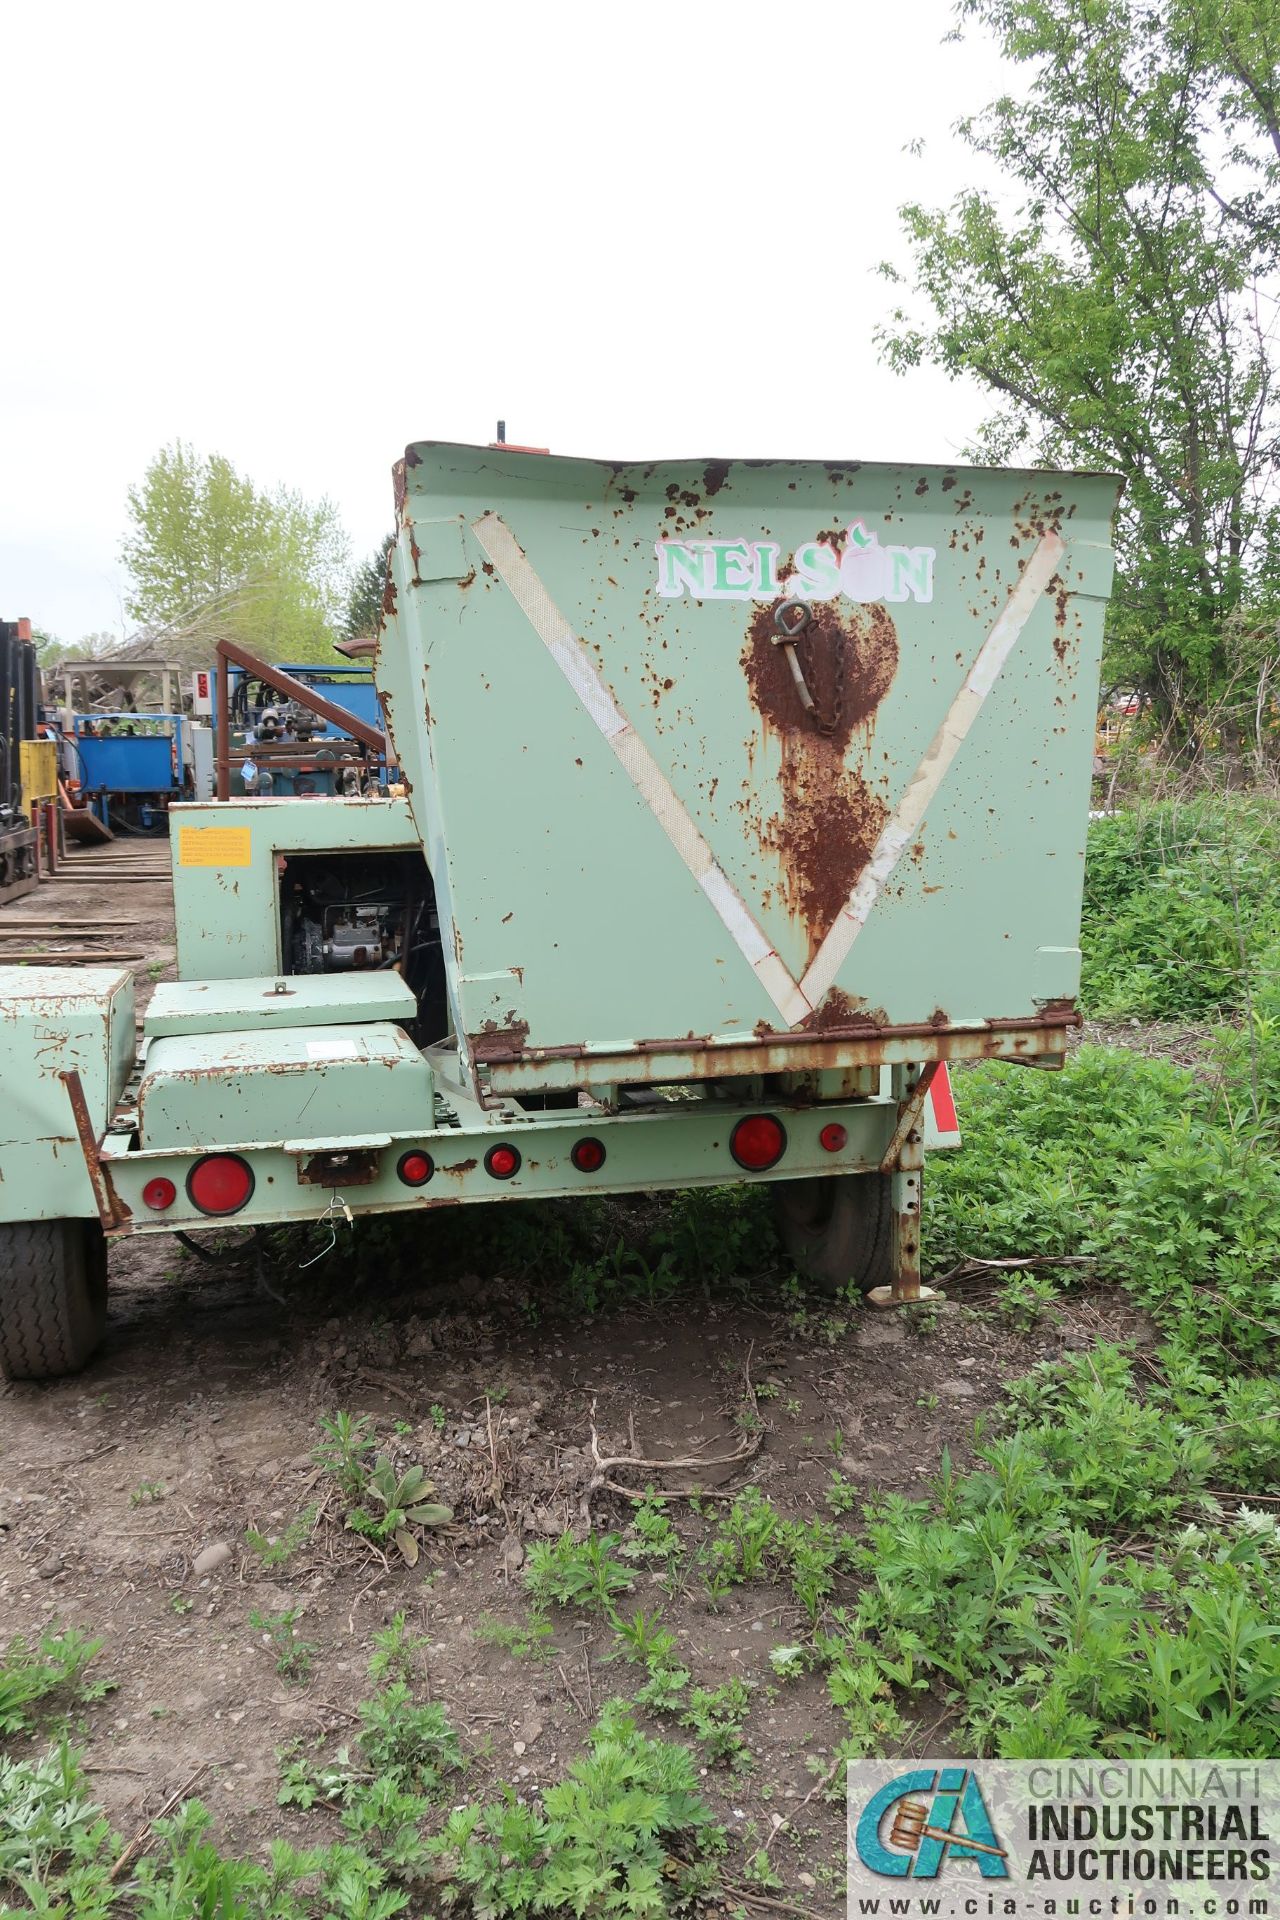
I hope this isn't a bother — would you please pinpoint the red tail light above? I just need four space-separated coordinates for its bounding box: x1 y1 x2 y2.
397 1150 434 1188
142 1176 177 1211
186 1153 254 1216
729 1114 787 1171
819 1122 848 1153
571 1137 606 1173
485 1144 521 1179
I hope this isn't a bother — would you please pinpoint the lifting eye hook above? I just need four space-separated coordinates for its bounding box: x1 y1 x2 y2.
771 599 817 713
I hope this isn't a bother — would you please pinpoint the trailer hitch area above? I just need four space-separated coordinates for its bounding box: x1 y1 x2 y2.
296 1146 381 1187
771 600 817 715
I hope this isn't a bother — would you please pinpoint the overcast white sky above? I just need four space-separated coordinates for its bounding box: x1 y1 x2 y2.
2 0 1010 645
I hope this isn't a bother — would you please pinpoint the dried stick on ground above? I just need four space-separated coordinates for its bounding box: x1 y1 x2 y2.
108 1762 215 1882
934 1254 1097 1286
721 1885 825 1920
762 1751 844 1855
580 1352 763 1523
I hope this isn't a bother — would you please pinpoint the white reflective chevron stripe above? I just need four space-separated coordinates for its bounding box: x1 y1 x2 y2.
799 531 1065 1010
471 512 813 1027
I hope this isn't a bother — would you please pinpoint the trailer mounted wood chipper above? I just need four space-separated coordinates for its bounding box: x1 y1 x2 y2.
0 443 1119 1377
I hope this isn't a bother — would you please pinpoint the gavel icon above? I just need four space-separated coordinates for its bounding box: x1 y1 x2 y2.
890 1799 1008 1861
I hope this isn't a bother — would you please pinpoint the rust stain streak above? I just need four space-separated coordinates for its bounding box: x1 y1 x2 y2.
742 602 898 966
59 1068 130 1229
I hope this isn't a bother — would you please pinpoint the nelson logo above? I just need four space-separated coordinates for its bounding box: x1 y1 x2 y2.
854 1768 1009 1880
654 521 936 606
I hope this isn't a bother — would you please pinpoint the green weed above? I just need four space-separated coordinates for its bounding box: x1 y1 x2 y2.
313 1410 377 1502
925 1046 1280 1374
620 1493 683 1565
356 1684 463 1793
314 1414 452 1567
841 1347 1280 1757
249 1607 317 1685
424 1702 725 1912
4 1680 725 1918
524 1531 637 1614
345 1458 452 1566
1081 797 1280 1021
0 1631 107 1738
245 1505 318 1569
699 1486 779 1600
473 1614 556 1662
679 1677 753 1769
368 1612 430 1687
608 1607 679 1669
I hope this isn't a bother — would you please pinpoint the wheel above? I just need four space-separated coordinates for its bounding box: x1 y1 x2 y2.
0 1220 108 1381
772 1173 894 1296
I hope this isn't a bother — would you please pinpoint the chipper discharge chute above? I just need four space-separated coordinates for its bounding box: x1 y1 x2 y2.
0 441 1119 1378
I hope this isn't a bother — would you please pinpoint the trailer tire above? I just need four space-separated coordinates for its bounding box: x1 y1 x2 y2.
0 1221 108 1381
772 1174 893 1296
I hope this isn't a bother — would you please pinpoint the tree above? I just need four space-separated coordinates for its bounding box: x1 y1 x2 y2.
880 0 1280 739
120 442 351 664
342 533 396 641
30 628 65 668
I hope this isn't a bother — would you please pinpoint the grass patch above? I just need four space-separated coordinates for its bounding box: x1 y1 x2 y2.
845 1345 1280 1758
926 1044 1280 1375
0 1630 108 1739
1081 795 1280 1020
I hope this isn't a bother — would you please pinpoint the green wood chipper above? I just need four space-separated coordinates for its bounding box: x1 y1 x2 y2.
0 442 1119 1377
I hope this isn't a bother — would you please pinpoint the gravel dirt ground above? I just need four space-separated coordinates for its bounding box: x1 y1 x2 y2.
0 835 178 1011
0 841 1158 1907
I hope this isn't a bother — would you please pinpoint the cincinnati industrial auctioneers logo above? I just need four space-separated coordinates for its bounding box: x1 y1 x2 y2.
854 1768 1009 1881
848 1761 1279 1918
654 520 937 605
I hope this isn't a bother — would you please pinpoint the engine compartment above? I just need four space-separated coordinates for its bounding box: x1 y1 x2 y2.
277 849 449 1044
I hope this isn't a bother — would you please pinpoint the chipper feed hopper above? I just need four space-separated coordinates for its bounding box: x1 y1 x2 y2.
0 443 1119 1377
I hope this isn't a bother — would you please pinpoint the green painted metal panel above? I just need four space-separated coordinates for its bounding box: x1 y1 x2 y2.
136 1022 432 1149
168 796 419 981
0 966 134 1222
377 445 1119 1091
104 1077 902 1235
145 972 416 1038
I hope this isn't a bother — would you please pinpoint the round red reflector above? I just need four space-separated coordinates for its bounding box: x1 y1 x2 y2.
819 1122 848 1154
142 1176 177 1211
571 1137 606 1173
485 1144 521 1180
729 1114 787 1172
397 1150 434 1188
185 1153 254 1217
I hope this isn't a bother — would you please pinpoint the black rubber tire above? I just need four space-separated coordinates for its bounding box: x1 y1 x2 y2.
772 1173 894 1296
0 1220 108 1381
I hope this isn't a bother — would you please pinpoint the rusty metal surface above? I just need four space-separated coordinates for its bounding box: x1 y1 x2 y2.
472 1006 1077 1092
878 1060 940 1175
742 597 899 963
478 1002 1079 1065
296 1146 381 1187
376 445 1118 1099
59 1067 130 1229
887 1127 926 1302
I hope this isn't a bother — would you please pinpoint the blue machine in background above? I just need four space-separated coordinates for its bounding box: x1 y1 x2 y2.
217 662 383 738
70 713 186 829
214 661 392 797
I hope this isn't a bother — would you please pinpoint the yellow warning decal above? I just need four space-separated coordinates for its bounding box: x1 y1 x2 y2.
177 826 252 868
